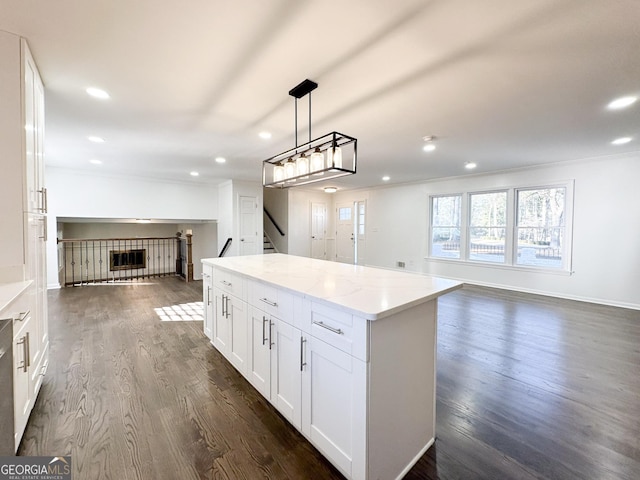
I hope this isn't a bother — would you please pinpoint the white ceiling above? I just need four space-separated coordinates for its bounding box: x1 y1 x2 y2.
1 0 639 191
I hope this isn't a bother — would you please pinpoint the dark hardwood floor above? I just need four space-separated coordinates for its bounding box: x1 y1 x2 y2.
19 277 640 479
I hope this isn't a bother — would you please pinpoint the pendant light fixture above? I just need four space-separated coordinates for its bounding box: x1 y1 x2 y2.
263 79 357 188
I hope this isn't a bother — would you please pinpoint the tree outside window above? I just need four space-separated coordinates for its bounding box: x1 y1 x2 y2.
469 191 507 263
431 195 461 259
516 188 565 268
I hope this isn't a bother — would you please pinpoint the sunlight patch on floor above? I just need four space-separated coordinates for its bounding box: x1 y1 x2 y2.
155 301 204 321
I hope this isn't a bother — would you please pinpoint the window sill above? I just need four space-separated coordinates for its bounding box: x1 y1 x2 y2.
424 256 573 276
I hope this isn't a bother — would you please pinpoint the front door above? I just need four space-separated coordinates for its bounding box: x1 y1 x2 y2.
335 203 355 264
311 202 326 260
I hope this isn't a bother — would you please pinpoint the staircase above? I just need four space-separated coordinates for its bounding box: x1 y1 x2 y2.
263 233 276 254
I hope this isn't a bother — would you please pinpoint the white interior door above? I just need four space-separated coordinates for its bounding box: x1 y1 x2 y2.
239 195 258 255
311 202 326 260
335 203 355 264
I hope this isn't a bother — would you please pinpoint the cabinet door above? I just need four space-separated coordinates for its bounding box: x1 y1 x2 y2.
248 307 271 398
271 319 302 430
202 271 213 341
23 40 45 215
13 316 34 452
212 288 229 354
302 336 367 480
227 296 247 375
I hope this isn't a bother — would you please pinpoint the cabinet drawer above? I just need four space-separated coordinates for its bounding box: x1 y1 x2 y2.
309 302 368 362
213 268 244 299
248 280 294 322
1 290 32 339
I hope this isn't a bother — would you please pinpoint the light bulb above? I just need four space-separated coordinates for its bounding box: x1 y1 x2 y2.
310 148 325 174
284 158 297 180
297 154 309 177
273 163 285 183
327 146 342 170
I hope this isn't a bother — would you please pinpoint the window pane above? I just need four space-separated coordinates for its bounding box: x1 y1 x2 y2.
339 207 351 221
469 192 506 263
431 195 461 259
516 188 565 268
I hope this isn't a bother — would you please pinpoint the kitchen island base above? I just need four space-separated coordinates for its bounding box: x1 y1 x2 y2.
202 254 461 480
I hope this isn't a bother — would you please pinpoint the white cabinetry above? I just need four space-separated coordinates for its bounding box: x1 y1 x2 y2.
212 269 248 375
0 31 48 452
247 281 302 429
202 255 461 480
202 265 213 341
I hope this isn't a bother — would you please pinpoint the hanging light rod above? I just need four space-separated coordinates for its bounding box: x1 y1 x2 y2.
263 79 357 189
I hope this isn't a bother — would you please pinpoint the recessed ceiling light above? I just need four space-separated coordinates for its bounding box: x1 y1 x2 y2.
87 136 105 143
323 186 337 193
423 144 436 152
465 161 477 169
611 137 632 145
86 87 110 99
422 135 437 152
89 159 102 165
259 131 272 140
382 175 390 181
190 171 199 176
607 96 637 110
215 157 226 164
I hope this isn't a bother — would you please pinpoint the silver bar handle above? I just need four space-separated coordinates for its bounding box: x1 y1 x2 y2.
262 316 268 346
300 337 307 371
16 336 27 372
269 321 274 350
26 332 30 368
221 294 227 317
207 286 211 306
313 321 344 335
225 296 231 318
15 311 29 322
220 280 232 287
259 297 278 307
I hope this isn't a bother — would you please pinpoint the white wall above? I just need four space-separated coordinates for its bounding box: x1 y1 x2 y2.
329 153 640 309
46 167 219 287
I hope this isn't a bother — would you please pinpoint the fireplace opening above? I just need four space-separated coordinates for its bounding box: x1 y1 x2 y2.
110 249 146 271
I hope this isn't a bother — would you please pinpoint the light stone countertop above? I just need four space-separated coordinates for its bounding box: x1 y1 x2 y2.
0 280 32 315
202 254 462 320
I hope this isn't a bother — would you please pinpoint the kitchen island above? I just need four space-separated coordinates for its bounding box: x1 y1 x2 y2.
201 254 462 480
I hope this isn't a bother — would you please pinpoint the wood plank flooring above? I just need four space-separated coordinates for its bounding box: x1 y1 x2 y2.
19 278 640 479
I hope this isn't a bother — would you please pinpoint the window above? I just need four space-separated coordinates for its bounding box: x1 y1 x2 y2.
357 202 365 235
339 207 351 221
469 191 507 263
429 184 570 271
430 195 461 259
516 187 565 268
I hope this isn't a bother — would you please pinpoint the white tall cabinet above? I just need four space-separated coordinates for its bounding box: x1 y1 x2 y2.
202 254 462 480
0 31 48 452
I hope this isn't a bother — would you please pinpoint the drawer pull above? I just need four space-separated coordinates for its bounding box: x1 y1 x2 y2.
259 297 278 307
313 321 344 335
15 311 29 322
262 316 268 346
220 280 232 287
300 337 307 371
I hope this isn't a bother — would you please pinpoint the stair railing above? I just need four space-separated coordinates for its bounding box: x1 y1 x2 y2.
264 207 285 236
219 237 232 257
